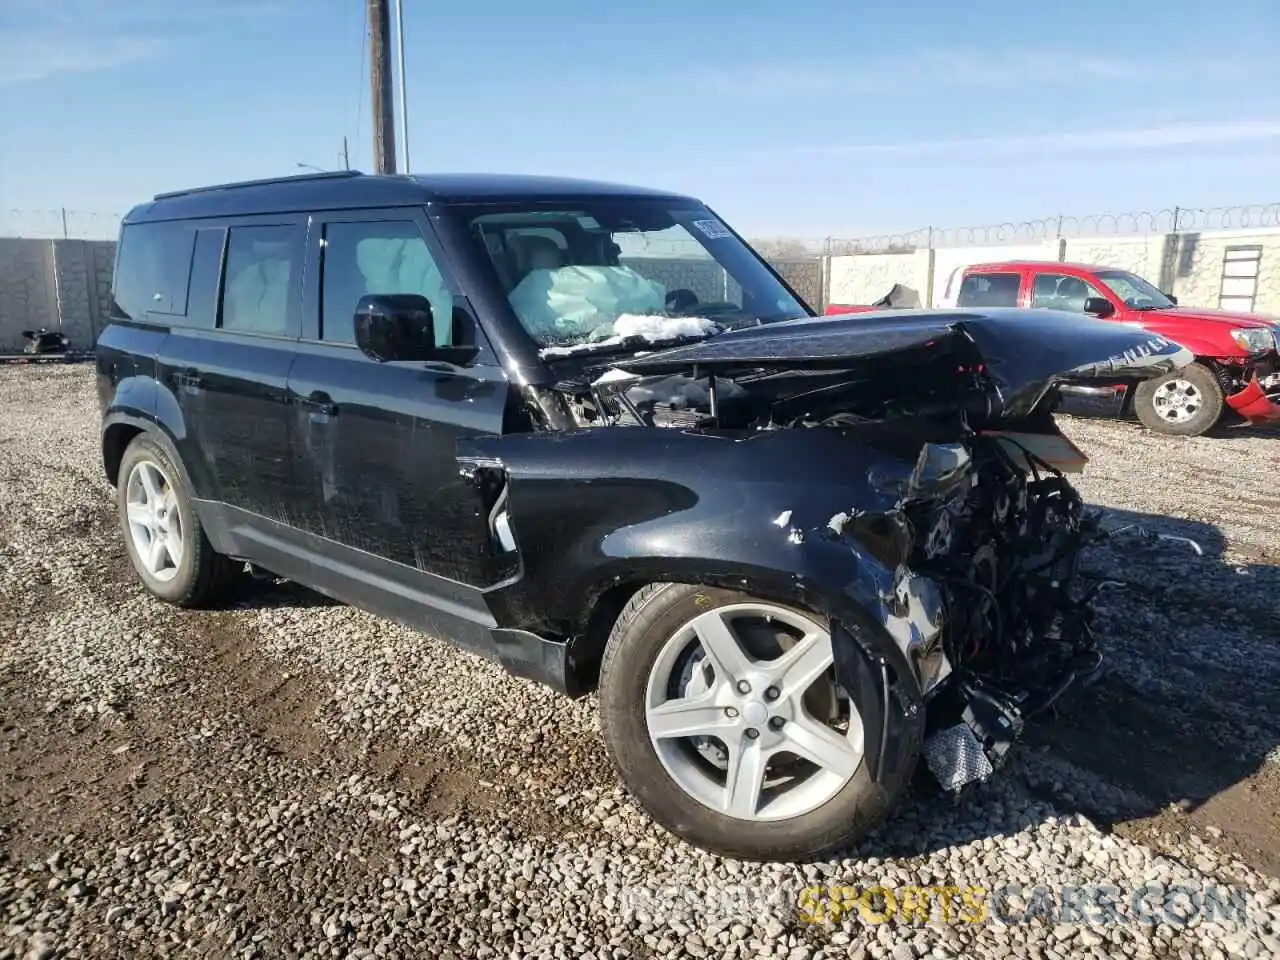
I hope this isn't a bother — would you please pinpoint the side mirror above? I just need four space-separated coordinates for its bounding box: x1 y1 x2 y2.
354 294 479 366
1083 296 1115 318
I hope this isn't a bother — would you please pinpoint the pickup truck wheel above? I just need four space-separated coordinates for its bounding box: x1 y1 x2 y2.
1132 362 1224 436
598 583 910 861
117 434 238 608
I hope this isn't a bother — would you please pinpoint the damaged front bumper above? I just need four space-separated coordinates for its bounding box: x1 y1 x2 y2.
827 436 1105 795
1226 371 1280 423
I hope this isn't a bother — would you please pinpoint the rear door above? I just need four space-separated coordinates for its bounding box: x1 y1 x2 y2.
281 207 511 651
1027 269 1109 314
155 216 305 520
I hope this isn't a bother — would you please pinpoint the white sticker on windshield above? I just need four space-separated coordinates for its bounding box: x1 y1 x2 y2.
692 218 732 240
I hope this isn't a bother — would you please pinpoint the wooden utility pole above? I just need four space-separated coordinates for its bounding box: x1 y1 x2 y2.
367 0 397 174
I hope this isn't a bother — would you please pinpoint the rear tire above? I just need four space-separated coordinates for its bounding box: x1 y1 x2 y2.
598 583 915 861
116 434 239 608
1133 362 1224 436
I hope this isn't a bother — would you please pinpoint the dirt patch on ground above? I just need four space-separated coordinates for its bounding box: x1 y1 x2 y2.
0 600 584 876
1027 671 1280 878
1113 764 1280 880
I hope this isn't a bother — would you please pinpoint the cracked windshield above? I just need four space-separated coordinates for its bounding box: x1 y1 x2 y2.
454 201 809 354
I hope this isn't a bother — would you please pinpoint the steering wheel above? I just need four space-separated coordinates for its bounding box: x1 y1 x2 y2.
665 289 699 313
665 289 743 318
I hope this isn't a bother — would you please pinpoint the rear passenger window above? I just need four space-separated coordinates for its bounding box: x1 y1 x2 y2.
957 273 1020 308
113 222 196 319
220 225 301 335
320 220 453 346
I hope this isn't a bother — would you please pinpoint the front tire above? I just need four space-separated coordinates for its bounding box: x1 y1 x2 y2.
598 583 914 861
1132 362 1224 436
116 434 239 608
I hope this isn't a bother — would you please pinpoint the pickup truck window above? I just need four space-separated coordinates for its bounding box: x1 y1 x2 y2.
1095 270 1174 310
957 272 1019 308
1031 273 1105 313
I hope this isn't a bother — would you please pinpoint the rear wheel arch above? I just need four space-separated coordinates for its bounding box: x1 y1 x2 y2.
103 422 144 487
103 417 196 494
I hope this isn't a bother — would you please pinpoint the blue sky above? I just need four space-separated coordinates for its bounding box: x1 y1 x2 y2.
2 0 1279 237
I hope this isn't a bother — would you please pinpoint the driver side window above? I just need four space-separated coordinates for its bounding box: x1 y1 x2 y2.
321 219 454 347
1031 273 1105 313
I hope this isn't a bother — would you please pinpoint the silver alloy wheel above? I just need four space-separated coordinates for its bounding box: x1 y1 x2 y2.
644 603 864 822
1151 378 1203 424
124 460 184 583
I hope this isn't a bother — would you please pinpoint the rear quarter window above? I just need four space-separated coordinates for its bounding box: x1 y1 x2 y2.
113 222 197 320
957 272 1020 308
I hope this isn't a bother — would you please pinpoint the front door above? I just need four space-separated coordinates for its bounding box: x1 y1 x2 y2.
283 208 510 651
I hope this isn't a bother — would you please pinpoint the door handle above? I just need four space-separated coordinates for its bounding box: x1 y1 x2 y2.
173 368 203 392
297 392 338 418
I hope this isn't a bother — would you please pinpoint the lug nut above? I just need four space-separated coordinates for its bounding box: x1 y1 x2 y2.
745 728 760 739
769 717 785 730
764 686 779 701
736 680 751 694
725 707 739 718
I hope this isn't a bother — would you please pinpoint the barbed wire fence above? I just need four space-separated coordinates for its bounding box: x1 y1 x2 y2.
5 201 1280 249
0 208 126 241
820 202 1280 255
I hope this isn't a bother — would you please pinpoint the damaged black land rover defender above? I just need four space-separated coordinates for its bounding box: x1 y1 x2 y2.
98 172 1191 861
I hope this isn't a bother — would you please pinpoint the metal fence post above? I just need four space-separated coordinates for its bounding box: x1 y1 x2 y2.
61 208 69 239
924 226 936 308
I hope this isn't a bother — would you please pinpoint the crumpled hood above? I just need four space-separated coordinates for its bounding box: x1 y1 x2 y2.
614 308 1194 418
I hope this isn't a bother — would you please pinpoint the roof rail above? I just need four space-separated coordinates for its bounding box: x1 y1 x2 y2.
153 169 364 201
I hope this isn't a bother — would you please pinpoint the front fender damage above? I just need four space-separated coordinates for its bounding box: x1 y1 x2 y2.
458 424 1101 796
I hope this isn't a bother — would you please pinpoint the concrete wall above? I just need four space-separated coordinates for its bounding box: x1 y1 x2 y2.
1064 236 1167 284
829 250 931 306
829 229 1280 316
0 239 60 350
1160 229 1280 314
0 238 115 353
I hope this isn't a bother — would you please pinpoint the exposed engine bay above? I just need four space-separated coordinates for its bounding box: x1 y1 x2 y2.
542 352 1104 791
900 433 1101 789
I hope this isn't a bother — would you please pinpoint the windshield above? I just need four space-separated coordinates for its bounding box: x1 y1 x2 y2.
1096 270 1175 310
448 199 809 354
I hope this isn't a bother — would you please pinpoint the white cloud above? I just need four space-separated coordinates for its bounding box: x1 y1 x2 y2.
0 33 167 84
0 0 289 85
781 120 1280 160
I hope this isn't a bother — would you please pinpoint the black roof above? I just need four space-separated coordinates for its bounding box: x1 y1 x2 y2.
123 171 699 224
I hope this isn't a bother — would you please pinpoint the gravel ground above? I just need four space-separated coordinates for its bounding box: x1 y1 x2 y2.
2 364 1279 960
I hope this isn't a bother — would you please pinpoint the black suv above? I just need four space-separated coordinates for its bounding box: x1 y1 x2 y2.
97 171 1188 861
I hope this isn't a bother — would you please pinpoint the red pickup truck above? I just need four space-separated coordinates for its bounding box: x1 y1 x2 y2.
830 261 1280 436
